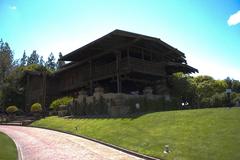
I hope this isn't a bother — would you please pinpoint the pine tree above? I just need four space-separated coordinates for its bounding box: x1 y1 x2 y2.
27 50 39 65
46 52 56 71
0 40 14 83
39 56 45 66
20 50 27 66
57 52 65 69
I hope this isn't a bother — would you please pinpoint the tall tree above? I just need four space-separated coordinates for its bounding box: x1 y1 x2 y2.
39 56 45 66
20 50 27 66
0 40 15 109
45 52 56 71
27 50 39 65
57 52 65 69
0 40 14 83
225 77 233 89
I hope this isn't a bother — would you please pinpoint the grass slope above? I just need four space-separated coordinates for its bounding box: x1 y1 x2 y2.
0 132 17 160
31 107 240 160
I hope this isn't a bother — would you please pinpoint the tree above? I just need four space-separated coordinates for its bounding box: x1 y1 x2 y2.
225 77 233 89
0 64 51 111
223 77 240 93
0 40 14 84
57 52 65 69
232 79 240 93
45 52 56 71
27 50 39 65
39 56 45 66
20 50 27 66
169 72 197 107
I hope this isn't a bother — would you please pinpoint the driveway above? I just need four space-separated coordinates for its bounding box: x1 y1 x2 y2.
0 125 143 160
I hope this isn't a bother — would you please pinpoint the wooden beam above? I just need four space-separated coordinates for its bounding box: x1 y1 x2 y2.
121 77 153 85
131 44 186 62
127 47 130 67
89 59 93 95
42 73 47 111
116 51 121 93
57 36 144 75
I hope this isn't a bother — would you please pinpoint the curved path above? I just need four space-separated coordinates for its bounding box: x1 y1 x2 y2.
0 125 143 160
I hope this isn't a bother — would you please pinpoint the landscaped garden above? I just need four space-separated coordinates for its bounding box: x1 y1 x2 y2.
31 107 240 160
0 132 17 160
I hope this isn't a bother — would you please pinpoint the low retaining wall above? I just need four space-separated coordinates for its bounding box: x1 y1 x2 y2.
74 87 170 117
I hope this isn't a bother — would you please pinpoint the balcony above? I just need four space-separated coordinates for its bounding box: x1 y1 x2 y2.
60 57 165 92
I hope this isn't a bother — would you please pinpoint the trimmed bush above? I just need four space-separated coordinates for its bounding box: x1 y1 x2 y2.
31 103 42 113
50 97 73 110
6 106 18 114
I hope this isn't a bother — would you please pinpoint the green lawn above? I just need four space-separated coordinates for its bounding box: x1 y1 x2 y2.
0 132 18 160
31 107 240 160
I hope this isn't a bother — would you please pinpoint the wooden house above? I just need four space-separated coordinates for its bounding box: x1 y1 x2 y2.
24 29 198 111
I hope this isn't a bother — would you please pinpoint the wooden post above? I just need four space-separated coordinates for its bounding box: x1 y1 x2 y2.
141 48 145 72
127 48 130 67
141 48 144 60
42 73 46 111
25 74 30 112
116 51 121 93
89 59 93 95
150 52 153 61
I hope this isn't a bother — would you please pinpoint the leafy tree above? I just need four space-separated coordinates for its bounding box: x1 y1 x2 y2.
232 79 240 93
0 63 51 111
45 52 56 71
20 50 27 66
169 72 197 107
57 52 65 69
27 50 39 65
193 75 228 107
224 77 240 93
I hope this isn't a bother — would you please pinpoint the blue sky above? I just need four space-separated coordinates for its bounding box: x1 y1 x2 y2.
0 0 240 80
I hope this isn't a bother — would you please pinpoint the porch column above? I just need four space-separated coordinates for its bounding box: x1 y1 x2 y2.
115 51 122 93
89 59 93 95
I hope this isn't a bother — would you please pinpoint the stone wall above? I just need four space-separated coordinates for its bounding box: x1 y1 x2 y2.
75 86 167 117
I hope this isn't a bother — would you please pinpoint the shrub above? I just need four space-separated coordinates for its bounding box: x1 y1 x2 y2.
50 97 73 110
232 93 240 106
70 98 86 116
6 106 18 114
31 103 42 113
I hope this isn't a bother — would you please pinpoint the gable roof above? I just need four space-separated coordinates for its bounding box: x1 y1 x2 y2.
60 29 186 62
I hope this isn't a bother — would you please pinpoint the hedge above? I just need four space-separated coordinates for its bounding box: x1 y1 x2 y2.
50 97 73 110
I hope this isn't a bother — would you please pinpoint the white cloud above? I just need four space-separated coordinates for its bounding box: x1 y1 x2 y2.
9 5 17 10
188 56 240 80
227 10 240 26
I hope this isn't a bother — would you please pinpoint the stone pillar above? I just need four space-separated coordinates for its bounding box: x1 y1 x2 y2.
108 94 129 117
93 87 104 100
77 89 87 103
143 86 154 99
143 86 153 95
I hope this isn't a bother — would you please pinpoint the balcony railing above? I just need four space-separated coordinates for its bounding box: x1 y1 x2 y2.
60 57 165 91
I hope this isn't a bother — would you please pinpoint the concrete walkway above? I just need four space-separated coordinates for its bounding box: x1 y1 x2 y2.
0 125 143 160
